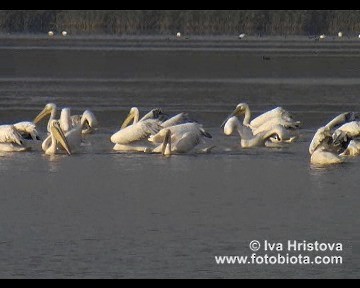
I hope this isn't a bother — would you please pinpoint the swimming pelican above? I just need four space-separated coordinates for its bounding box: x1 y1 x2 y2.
34 103 98 134
41 120 72 156
221 103 300 139
221 117 294 148
309 112 357 166
0 125 30 152
111 107 166 152
148 123 213 155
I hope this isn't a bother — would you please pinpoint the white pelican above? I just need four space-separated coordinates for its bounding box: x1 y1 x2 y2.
62 31 67 36
309 112 357 166
148 123 213 155
111 107 165 152
221 117 294 148
41 120 72 156
176 32 181 38
54 108 97 153
48 31 54 37
221 103 300 139
0 125 30 152
34 103 98 134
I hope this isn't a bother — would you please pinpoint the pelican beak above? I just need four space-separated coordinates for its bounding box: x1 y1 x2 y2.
121 111 135 129
162 129 172 156
34 107 51 124
220 106 243 128
51 123 72 156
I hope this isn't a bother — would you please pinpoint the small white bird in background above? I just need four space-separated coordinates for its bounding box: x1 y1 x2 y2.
239 33 246 39
62 31 67 36
338 31 343 38
176 32 181 38
48 31 54 37
319 34 326 39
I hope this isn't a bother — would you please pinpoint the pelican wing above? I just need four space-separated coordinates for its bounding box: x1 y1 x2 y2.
111 120 162 144
335 121 360 138
0 125 24 146
139 108 168 122
13 121 40 140
173 132 201 153
161 113 193 128
251 117 300 135
149 123 203 144
325 112 356 130
250 107 288 128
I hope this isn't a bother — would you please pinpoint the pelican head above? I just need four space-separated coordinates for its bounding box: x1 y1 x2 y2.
34 103 57 124
81 110 98 134
49 120 72 155
121 107 139 129
221 103 249 128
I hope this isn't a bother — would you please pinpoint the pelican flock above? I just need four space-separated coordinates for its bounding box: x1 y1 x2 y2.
1 101 360 167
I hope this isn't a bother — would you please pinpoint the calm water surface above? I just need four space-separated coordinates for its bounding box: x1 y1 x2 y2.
0 35 359 278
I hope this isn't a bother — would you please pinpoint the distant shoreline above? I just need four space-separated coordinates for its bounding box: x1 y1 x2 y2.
0 33 360 42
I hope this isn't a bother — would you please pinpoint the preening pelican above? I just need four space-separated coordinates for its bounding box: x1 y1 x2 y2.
148 123 213 155
41 120 72 156
309 112 358 166
34 103 98 134
221 103 301 141
221 117 293 148
111 107 166 152
0 125 30 152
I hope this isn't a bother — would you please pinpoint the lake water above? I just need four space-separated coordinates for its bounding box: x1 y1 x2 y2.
0 35 359 278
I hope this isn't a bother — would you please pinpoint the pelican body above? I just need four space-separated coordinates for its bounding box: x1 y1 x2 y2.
149 123 212 155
